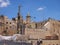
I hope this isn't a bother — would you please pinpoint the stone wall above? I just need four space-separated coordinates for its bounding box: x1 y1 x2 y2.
25 28 51 40
42 40 60 45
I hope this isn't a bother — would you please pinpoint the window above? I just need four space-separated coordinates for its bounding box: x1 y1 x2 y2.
6 22 8 24
6 27 8 29
10 22 11 24
3 30 7 34
35 23 37 28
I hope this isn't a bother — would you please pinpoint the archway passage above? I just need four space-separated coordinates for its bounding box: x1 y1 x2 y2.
2 30 8 36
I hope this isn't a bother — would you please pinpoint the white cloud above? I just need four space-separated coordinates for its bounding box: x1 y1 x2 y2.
37 7 46 11
0 0 10 7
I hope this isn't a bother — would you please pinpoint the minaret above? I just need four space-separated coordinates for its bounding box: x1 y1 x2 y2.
26 12 31 28
17 5 23 34
17 5 21 20
17 5 25 34
26 12 31 24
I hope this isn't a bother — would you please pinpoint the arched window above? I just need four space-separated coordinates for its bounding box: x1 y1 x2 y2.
6 27 8 29
6 22 8 24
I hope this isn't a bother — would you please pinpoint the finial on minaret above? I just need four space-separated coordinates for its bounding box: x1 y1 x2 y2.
17 5 22 19
18 5 21 14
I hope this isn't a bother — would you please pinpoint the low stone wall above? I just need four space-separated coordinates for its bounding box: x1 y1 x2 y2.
42 40 60 45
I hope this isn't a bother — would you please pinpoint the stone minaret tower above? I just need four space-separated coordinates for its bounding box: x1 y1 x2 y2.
26 12 31 23
17 5 24 34
26 12 31 28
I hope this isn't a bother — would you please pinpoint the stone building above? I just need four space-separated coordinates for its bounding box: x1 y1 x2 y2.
0 15 17 35
0 5 60 45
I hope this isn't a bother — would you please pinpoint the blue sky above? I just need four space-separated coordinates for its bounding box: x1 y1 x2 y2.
0 0 60 22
